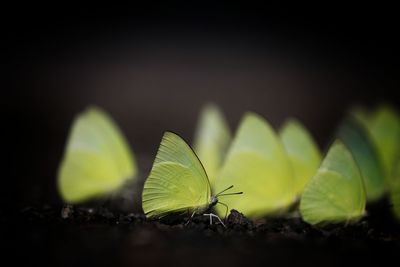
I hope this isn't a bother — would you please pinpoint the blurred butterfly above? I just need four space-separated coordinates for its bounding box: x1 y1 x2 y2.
279 118 321 196
300 140 366 225
193 103 231 187
353 105 400 221
390 158 400 221
336 117 385 202
142 132 242 226
214 112 297 219
58 106 137 203
352 104 400 186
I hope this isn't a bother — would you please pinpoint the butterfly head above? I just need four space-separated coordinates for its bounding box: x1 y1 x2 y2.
209 185 243 218
209 196 219 207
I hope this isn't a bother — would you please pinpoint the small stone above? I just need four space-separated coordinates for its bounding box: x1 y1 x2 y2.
61 204 74 219
226 209 253 229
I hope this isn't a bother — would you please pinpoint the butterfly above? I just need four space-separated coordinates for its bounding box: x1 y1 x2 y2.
300 140 366 225
193 103 231 187
214 112 297 219
352 105 400 186
279 118 321 196
390 158 400 221
336 117 386 202
57 106 137 203
142 132 242 226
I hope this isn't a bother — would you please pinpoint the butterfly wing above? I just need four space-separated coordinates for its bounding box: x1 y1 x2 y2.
350 106 371 127
390 159 400 221
279 118 321 196
58 106 137 203
367 106 400 186
352 105 400 186
337 118 385 201
142 132 211 218
300 140 366 225
214 112 296 218
193 103 231 186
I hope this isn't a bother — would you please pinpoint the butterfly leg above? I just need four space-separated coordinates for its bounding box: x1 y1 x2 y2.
185 210 197 226
203 213 212 225
203 213 226 228
210 213 226 228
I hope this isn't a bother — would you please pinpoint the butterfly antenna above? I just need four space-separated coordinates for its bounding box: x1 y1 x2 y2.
218 191 243 197
215 185 234 196
216 185 243 197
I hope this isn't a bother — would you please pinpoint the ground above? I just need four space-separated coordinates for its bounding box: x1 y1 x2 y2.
2 199 399 267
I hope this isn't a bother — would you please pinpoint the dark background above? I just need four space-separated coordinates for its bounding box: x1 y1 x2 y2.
3 5 400 211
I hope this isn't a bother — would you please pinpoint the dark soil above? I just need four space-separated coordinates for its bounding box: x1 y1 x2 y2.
2 200 399 267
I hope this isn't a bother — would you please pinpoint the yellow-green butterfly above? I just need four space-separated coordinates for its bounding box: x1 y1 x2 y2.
58 106 137 203
390 158 400 221
142 132 242 225
214 112 296 219
193 103 231 186
337 117 385 202
352 105 400 186
279 118 321 196
300 140 366 225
